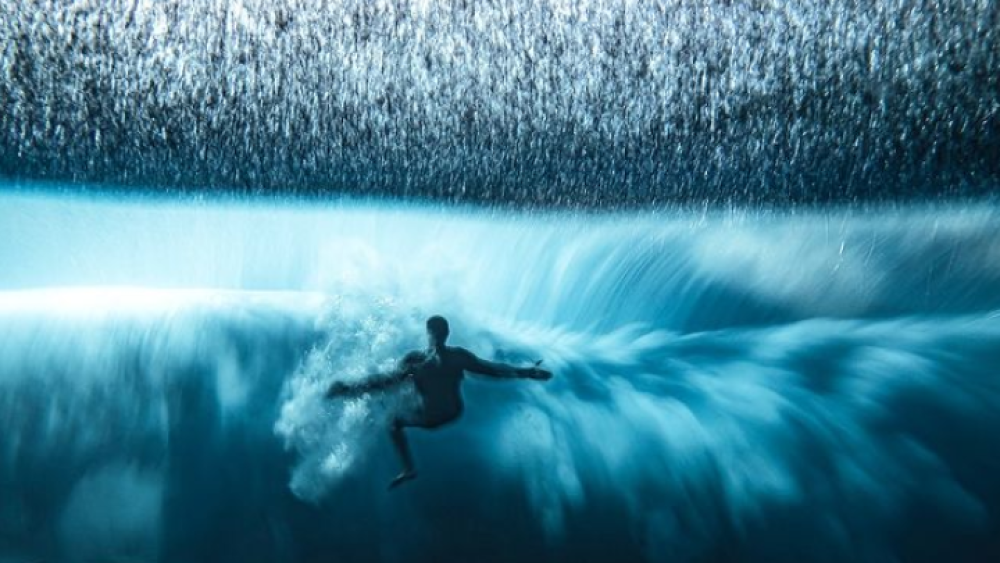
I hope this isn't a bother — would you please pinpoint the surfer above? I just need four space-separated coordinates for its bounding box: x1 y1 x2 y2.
325 315 552 489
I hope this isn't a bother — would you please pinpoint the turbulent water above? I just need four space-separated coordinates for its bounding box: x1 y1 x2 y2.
1 191 999 562
2 0 999 560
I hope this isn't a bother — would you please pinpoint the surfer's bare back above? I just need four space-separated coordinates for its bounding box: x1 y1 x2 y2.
325 315 552 489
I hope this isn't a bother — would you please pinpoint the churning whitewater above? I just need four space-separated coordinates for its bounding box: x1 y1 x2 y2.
1 192 999 562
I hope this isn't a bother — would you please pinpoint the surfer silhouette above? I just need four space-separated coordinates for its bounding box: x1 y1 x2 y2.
325 315 551 489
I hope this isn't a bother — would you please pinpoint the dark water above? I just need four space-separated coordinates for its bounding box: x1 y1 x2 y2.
1 193 1000 562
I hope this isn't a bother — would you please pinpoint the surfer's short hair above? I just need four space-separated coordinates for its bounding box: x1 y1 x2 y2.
426 315 450 341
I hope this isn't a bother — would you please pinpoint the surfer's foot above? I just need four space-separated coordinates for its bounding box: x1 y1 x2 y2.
388 470 418 490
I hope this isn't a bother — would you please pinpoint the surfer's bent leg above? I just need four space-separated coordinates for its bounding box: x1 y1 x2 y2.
388 410 460 489
390 417 416 478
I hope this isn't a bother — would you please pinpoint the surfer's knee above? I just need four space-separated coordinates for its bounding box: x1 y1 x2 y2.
419 412 458 429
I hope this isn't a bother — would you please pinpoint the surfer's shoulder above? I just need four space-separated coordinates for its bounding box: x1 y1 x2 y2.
400 350 428 366
445 346 477 362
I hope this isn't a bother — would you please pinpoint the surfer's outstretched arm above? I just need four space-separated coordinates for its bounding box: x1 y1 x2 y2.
326 371 411 398
457 348 552 380
326 351 425 399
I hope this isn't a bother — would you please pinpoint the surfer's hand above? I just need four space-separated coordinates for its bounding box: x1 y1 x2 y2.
326 381 351 398
530 368 552 380
526 361 552 381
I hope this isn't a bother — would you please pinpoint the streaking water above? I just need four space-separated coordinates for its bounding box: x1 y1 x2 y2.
1 190 1000 562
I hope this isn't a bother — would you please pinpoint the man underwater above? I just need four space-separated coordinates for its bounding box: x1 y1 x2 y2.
326 315 552 488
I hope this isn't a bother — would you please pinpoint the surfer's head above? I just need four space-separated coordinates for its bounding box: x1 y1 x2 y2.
426 315 450 347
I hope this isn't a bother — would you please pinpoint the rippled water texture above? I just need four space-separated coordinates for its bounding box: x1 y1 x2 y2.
1 0 998 205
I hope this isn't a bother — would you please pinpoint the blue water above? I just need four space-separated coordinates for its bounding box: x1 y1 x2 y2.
1 191 999 562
